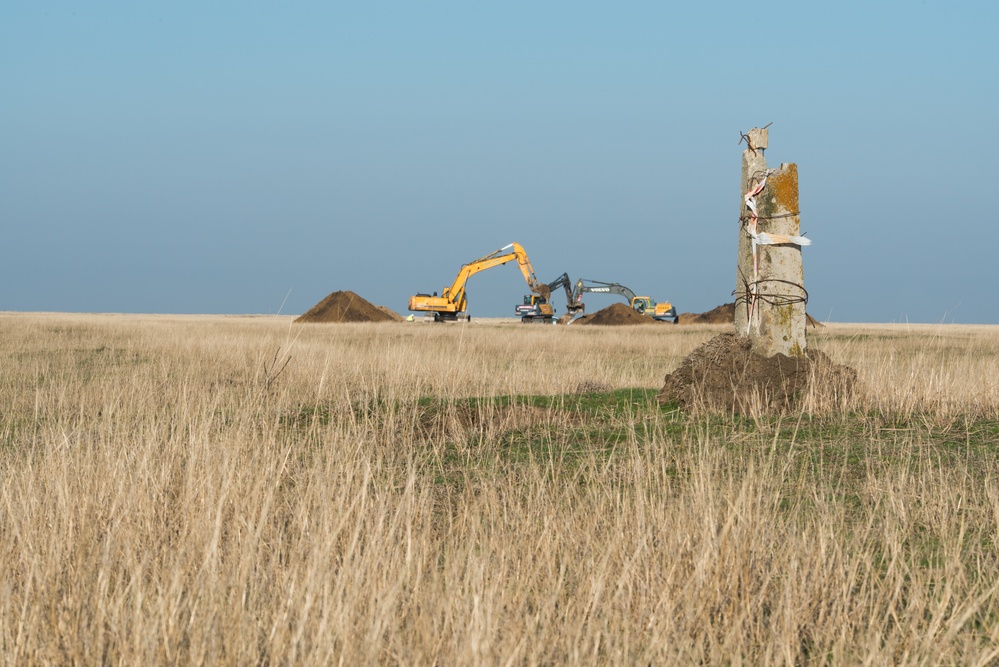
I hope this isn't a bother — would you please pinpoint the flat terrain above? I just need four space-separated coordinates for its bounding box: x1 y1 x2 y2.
2 313 998 664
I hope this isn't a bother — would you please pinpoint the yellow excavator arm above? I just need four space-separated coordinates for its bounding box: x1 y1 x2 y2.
409 243 548 320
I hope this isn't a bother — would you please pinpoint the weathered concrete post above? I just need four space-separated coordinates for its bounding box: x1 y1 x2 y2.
736 127 809 357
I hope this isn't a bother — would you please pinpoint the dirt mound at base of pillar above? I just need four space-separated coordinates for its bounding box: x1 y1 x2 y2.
573 303 654 326
657 333 856 414
295 291 396 323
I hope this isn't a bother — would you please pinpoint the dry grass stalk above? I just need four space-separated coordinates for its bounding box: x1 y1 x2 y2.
1 314 998 664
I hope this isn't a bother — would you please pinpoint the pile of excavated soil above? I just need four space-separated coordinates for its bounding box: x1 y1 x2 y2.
658 333 856 414
376 305 405 321
676 303 735 325
572 302 654 326
676 302 823 328
295 291 397 323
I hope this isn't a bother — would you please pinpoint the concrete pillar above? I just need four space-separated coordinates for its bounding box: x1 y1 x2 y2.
735 128 808 357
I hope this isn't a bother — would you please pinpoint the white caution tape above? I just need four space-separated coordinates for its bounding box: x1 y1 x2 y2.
755 232 811 246
742 170 810 333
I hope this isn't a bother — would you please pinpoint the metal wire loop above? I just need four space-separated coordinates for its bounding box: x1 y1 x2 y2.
732 278 809 308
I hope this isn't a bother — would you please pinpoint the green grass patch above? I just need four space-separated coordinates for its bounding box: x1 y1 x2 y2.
283 389 999 502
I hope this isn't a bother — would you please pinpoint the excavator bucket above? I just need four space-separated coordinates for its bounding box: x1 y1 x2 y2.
537 284 551 300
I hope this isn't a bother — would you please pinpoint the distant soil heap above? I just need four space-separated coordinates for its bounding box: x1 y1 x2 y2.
676 302 823 328
375 305 405 322
573 303 656 326
295 291 399 323
675 303 735 325
658 333 856 414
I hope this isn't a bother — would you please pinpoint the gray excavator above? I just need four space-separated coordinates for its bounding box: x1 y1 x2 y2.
572 279 677 322
515 273 586 324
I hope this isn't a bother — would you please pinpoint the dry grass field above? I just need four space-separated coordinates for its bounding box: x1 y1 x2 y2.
2 312 999 665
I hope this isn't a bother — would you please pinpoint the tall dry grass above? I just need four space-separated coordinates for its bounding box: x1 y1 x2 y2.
2 313 998 664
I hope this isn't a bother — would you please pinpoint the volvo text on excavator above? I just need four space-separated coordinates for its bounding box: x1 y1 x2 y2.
572 279 677 322
409 243 549 322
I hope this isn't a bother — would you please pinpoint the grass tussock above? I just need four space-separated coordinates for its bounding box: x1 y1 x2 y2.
2 313 999 664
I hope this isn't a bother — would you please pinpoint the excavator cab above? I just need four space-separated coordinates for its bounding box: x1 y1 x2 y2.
515 293 555 323
631 297 654 315
632 297 676 321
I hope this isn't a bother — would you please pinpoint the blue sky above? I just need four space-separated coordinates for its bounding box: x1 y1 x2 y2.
3 2 997 323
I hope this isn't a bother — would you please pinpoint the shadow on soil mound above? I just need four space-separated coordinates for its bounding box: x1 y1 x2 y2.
658 333 856 414
375 305 405 321
573 302 657 326
295 291 399 323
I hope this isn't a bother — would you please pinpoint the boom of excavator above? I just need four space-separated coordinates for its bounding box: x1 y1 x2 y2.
408 243 547 321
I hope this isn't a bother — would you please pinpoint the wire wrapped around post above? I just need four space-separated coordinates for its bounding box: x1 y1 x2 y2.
734 277 808 318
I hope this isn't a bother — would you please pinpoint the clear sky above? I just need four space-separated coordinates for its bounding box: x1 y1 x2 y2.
3 2 997 323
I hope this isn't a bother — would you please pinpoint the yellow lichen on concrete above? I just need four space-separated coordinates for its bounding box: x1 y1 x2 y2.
769 164 799 219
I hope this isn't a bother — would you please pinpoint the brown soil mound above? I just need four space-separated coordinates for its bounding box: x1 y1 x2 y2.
376 305 405 321
676 303 823 328
573 302 654 326
658 333 856 414
676 303 735 325
295 291 396 323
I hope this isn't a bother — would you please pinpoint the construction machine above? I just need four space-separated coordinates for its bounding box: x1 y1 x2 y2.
572 279 677 322
409 243 549 321
515 272 586 324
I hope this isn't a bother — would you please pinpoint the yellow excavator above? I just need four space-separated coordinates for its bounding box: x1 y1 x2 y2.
409 243 550 322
